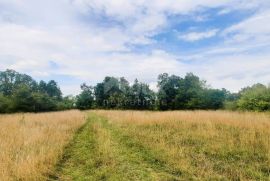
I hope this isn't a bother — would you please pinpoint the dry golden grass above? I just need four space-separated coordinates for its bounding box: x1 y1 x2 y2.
2 110 269 180
94 110 270 180
95 110 270 128
0 110 86 181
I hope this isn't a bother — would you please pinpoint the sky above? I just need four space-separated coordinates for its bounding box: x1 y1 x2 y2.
0 0 270 95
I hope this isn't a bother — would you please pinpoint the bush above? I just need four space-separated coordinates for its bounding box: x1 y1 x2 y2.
237 84 270 111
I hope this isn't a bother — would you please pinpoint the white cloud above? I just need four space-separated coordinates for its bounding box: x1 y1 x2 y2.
200 53 270 92
223 10 270 44
178 29 219 42
71 0 255 39
0 0 270 95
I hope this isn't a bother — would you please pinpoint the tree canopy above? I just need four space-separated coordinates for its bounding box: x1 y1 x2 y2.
0 69 74 113
0 69 269 113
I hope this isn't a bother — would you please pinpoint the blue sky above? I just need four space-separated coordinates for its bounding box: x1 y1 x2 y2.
0 0 270 95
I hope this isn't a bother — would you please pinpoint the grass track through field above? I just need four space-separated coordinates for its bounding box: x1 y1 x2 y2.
50 113 183 181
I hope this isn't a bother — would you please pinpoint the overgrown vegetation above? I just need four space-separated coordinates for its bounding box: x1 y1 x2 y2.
52 111 270 180
1 69 270 113
1 110 269 180
0 110 85 180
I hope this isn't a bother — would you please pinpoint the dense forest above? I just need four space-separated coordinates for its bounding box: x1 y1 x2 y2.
0 69 269 113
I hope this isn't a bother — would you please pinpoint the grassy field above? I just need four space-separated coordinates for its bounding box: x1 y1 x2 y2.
1 110 270 180
54 110 270 181
0 110 86 181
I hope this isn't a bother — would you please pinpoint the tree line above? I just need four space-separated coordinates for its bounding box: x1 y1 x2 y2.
0 70 74 113
0 69 269 113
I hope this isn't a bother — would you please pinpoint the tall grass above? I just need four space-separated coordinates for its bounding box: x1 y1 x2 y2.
0 110 85 181
1 110 269 180
94 110 270 180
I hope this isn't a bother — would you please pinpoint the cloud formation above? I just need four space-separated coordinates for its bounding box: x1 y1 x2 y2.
0 0 270 94
178 29 219 42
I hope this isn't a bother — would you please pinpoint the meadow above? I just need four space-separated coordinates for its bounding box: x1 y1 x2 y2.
0 110 86 181
0 110 270 180
56 110 270 180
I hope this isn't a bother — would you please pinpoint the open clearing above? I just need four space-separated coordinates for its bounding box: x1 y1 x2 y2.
1 110 270 180
53 111 270 181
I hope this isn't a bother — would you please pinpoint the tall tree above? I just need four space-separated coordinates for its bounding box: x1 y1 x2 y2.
94 76 124 108
176 73 205 109
131 79 155 110
0 69 37 96
76 83 94 110
45 80 62 100
94 83 105 107
157 73 181 110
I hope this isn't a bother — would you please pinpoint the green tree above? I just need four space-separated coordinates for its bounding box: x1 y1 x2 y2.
12 85 35 112
130 79 155 110
0 93 13 113
0 69 65 113
0 69 37 96
45 80 62 100
0 69 17 96
175 73 205 109
157 73 181 110
32 92 57 112
76 84 94 110
94 83 105 107
94 76 126 109
202 88 227 109
117 77 131 109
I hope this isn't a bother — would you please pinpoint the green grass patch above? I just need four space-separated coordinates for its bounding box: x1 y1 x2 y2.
50 113 185 181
